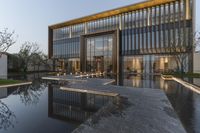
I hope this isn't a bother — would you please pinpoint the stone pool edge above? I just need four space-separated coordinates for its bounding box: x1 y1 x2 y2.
0 82 32 88
161 74 200 94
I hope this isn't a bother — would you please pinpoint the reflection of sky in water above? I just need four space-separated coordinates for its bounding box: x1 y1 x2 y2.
0 100 16 130
0 83 78 133
0 80 110 133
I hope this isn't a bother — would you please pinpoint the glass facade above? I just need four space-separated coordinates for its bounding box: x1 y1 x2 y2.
49 0 193 74
86 34 113 73
120 0 192 55
53 37 80 58
123 54 189 75
65 58 80 73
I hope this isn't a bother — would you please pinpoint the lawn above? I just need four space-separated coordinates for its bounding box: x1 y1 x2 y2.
162 72 200 78
0 79 22 86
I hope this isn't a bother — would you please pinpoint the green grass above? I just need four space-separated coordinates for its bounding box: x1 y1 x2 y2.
162 72 200 78
161 75 173 78
0 79 23 86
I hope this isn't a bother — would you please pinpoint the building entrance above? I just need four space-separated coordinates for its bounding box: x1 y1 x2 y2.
85 34 113 74
94 56 104 73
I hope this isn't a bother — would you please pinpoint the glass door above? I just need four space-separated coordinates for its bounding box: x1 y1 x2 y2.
86 34 113 74
94 56 104 72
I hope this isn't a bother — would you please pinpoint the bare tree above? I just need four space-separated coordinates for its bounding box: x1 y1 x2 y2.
18 42 42 72
38 54 51 71
14 81 46 106
31 52 42 71
169 31 200 73
31 53 50 72
0 28 16 56
0 100 16 130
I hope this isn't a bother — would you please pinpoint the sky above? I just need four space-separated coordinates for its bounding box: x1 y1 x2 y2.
0 0 199 54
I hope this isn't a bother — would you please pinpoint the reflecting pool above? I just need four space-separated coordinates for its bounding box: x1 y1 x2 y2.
0 79 111 133
123 75 200 133
1 73 200 133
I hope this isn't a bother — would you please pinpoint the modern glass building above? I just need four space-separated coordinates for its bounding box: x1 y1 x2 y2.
48 0 194 79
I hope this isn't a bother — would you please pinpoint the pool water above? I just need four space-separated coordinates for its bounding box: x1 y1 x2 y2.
1 73 200 133
123 75 200 133
0 79 111 133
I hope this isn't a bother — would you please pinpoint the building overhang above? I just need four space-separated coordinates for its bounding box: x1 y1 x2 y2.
49 0 175 29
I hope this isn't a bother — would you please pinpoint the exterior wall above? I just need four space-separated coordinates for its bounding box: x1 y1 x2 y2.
49 0 194 74
0 54 7 79
193 53 200 73
124 55 180 74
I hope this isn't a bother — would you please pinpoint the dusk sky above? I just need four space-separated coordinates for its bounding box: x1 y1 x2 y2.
0 0 199 54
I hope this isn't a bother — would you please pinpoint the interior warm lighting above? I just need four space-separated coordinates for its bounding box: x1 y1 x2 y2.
160 58 165 70
132 77 140 87
165 58 168 63
164 83 168 90
185 0 191 19
131 57 141 73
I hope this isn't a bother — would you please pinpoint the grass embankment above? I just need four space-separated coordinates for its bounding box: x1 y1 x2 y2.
0 79 23 86
162 72 200 78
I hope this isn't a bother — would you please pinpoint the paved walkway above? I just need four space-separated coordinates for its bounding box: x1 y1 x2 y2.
43 76 186 133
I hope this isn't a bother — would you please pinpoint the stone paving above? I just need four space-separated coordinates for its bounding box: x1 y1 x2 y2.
43 76 186 133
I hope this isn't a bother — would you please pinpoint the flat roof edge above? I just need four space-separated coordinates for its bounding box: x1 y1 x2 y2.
49 0 175 29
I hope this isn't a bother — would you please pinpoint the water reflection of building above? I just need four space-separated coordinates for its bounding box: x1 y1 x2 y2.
164 81 195 133
124 75 164 89
48 84 111 122
122 75 200 133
